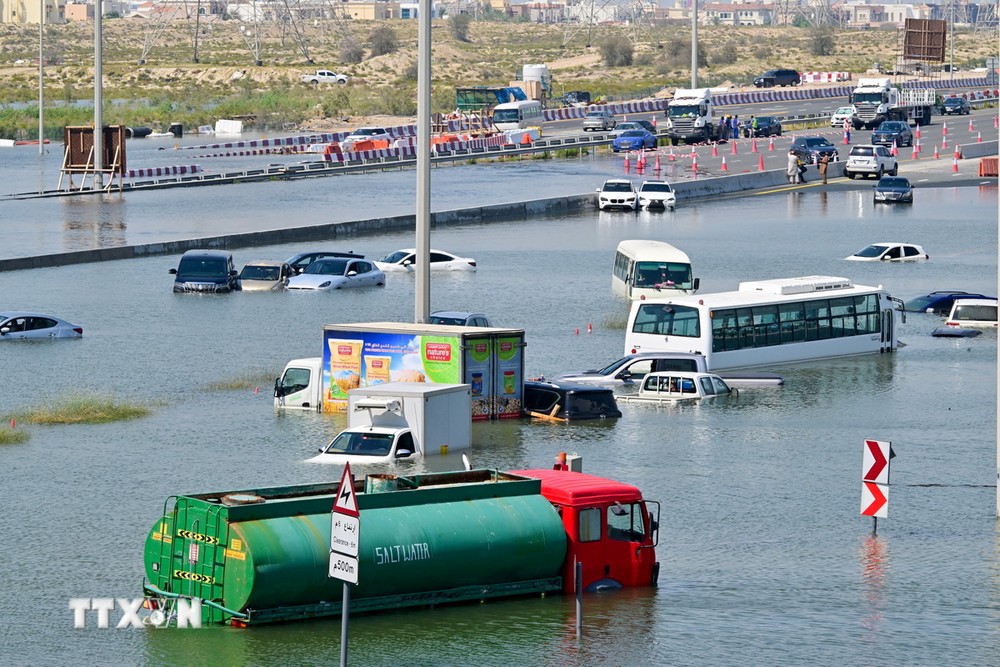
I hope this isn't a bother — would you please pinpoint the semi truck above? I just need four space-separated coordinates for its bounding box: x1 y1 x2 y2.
308 382 472 464
274 322 526 420
141 467 661 625
849 77 935 129
664 88 719 145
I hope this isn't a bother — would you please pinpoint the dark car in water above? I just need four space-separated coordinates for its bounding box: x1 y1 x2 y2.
904 290 996 314
872 176 914 204
940 97 971 115
169 249 240 293
523 380 622 421
871 121 914 147
742 116 783 138
790 136 839 164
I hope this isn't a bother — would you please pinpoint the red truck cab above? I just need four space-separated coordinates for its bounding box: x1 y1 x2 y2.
514 468 660 592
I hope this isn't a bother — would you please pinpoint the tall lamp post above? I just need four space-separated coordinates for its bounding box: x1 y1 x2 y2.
94 0 104 188
413 0 431 322
691 0 698 88
38 0 44 155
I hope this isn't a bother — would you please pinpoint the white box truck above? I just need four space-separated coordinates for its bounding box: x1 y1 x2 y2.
664 88 719 145
308 383 472 465
849 77 935 129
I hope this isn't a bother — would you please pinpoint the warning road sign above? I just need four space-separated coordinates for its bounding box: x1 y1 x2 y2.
862 439 891 484
861 481 888 518
333 462 359 517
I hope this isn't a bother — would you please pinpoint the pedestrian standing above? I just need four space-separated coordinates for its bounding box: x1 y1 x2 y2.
843 118 851 144
721 115 730 141
818 153 830 184
787 150 800 184
731 115 739 139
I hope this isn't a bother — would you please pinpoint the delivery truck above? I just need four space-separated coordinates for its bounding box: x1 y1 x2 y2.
308 382 472 464
141 466 661 625
274 322 526 420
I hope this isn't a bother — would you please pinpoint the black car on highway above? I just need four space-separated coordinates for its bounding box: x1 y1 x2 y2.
940 97 971 115
753 68 801 88
742 116 783 138
789 136 839 164
872 121 914 148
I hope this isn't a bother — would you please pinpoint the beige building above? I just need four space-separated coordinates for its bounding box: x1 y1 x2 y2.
2 0 66 24
340 2 402 20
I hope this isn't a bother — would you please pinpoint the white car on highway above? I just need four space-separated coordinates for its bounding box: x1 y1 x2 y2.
830 106 855 127
637 180 676 210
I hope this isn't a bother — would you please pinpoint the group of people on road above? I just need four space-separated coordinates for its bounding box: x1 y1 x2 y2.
718 114 739 141
787 151 832 184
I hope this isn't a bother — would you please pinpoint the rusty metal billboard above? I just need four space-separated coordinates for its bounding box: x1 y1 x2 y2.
902 19 946 63
62 126 127 174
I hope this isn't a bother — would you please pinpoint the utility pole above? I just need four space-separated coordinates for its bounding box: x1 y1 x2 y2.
690 0 698 88
94 0 103 189
38 0 44 155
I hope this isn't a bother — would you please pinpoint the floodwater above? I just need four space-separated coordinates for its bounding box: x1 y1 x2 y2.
0 144 998 666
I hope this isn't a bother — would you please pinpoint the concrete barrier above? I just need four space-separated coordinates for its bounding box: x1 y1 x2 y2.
956 140 999 159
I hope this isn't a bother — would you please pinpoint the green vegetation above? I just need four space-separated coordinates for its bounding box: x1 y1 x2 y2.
0 428 29 445
204 370 278 392
5 394 151 425
599 36 634 67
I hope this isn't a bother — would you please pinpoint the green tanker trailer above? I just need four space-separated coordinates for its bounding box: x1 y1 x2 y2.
142 468 660 626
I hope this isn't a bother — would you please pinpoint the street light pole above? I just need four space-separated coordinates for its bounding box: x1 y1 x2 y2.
94 0 104 188
690 0 698 88
38 0 44 155
413 0 431 323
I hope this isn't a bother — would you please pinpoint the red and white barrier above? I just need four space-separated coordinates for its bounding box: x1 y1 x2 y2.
126 164 201 179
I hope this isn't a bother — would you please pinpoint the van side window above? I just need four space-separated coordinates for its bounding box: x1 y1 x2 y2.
578 508 601 542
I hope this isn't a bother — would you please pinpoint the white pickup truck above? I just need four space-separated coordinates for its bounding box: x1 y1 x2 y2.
301 69 349 85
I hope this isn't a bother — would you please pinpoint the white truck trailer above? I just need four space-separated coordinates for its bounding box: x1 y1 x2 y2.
308 382 472 464
664 88 719 145
849 77 935 129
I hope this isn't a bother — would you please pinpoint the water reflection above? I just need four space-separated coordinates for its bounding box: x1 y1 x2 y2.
62 196 127 250
858 534 891 640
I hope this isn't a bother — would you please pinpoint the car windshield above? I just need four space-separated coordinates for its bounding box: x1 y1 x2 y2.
878 122 905 131
836 107 853 114
240 265 279 280
904 296 940 311
565 391 620 418
604 181 632 192
177 256 228 278
620 130 645 138
305 259 348 275
380 251 410 264
854 245 890 258
805 138 831 147
641 183 673 192
586 112 605 118
323 431 394 456
428 315 468 325
877 178 909 188
353 128 383 136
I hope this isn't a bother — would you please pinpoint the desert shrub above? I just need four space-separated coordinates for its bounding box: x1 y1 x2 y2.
809 27 836 56
369 26 398 57
402 60 418 81
634 52 654 67
339 37 364 64
753 45 770 60
450 14 472 42
599 35 633 67
713 43 739 65
664 38 707 69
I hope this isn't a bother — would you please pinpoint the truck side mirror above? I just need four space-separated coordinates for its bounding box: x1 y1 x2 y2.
693 277 700 291
168 268 177 275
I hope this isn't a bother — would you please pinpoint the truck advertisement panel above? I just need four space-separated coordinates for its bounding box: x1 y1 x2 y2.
322 329 524 419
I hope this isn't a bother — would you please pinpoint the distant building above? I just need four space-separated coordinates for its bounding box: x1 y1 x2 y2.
703 2 775 25
2 0 67 24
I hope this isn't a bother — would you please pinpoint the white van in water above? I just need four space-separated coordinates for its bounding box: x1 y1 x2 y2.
491 100 543 132
612 240 699 301
944 298 998 328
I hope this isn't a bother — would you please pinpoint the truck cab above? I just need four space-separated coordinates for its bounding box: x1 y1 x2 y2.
665 88 716 145
274 357 323 410
515 468 661 591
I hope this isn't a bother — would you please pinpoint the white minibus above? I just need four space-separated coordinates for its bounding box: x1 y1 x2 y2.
624 275 899 370
491 100 544 132
612 240 699 301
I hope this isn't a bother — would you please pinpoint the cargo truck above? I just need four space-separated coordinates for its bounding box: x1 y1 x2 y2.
274 322 526 420
141 467 661 625
664 88 719 145
849 77 935 129
308 382 472 464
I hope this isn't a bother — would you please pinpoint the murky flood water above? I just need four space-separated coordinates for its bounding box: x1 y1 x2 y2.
0 158 997 665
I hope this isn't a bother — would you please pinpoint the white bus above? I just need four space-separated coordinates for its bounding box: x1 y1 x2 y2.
624 275 899 370
491 100 544 132
612 240 699 301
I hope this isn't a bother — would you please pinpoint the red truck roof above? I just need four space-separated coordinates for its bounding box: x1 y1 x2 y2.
512 469 644 506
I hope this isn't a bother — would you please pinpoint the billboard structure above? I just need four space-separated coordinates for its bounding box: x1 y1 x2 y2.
902 18 947 63
59 125 128 192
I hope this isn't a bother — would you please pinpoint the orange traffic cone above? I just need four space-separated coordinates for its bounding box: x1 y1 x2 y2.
720 155 728 171
712 142 718 157
623 154 630 171
933 145 939 159
768 136 775 151
911 143 919 160
968 118 975 132
890 140 898 156
994 115 998 129
654 153 661 171
668 146 676 161
652 116 657 129
915 125 921 140
942 122 948 135
637 151 646 167
977 131 982 143
954 146 961 160
942 135 948 149
587 323 593 333
758 154 765 172
731 140 738 155
751 138 759 153
842 130 849 145
521 132 531 145
952 157 959 173
691 152 698 172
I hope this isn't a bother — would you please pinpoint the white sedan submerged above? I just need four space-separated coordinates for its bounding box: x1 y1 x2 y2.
0 312 83 340
375 249 477 272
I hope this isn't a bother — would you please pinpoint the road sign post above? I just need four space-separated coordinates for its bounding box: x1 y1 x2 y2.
860 439 893 534
330 463 361 667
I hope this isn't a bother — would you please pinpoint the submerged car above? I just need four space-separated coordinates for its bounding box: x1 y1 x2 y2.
940 97 971 115
846 242 928 262
286 257 385 290
375 249 477 272
238 260 292 291
169 249 239 293
873 176 913 204
597 179 638 211
636 181 677 210
428 311 492 327
285 250 365 276
790 136 839 164
944 297 998 328
618 371 734 404
871 121 914 147
904 290 997 314
0 311 83 340
523 380 622 421
612 129 658 152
